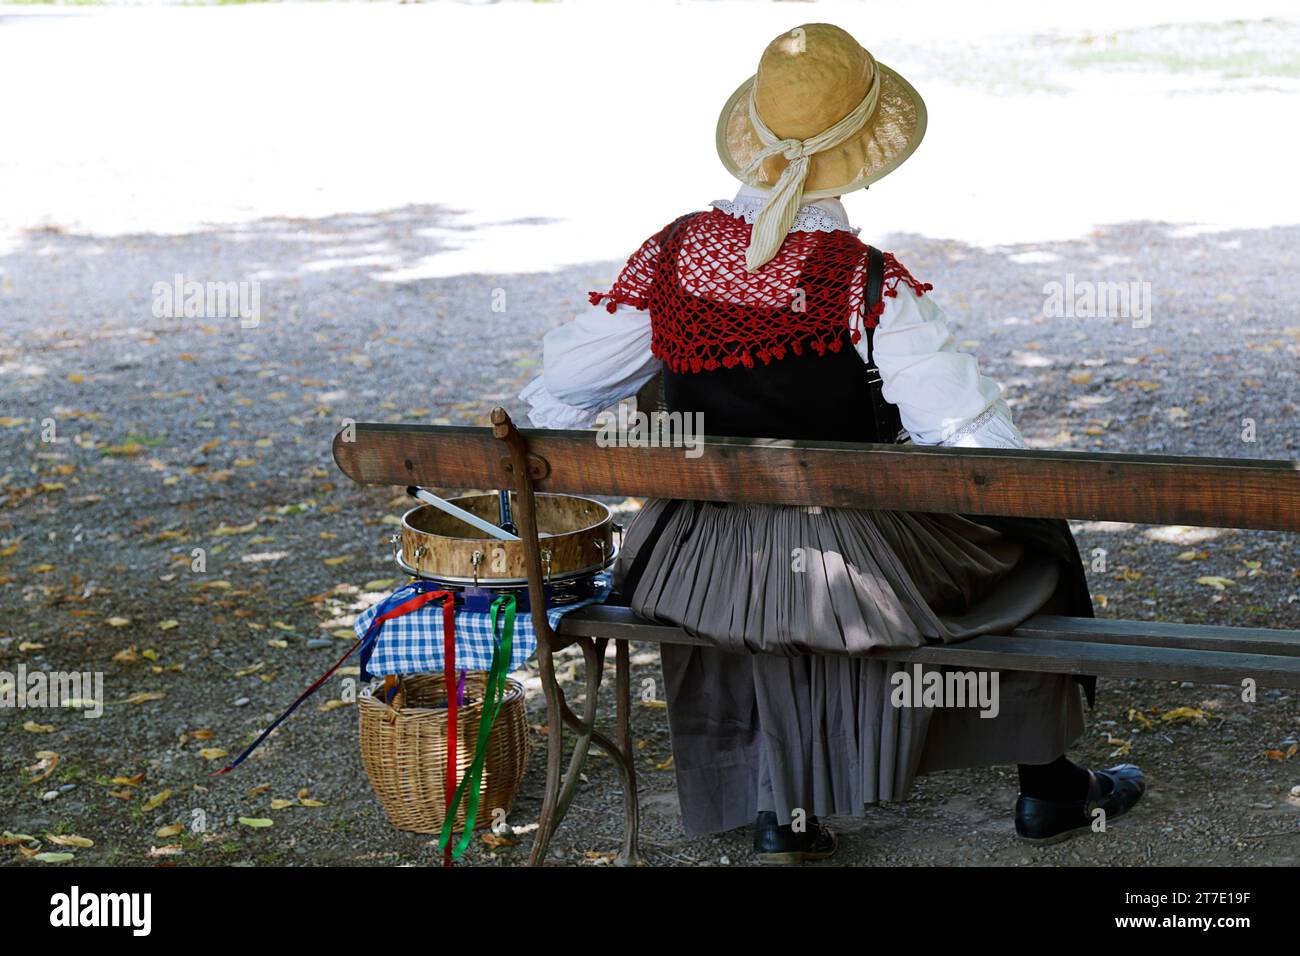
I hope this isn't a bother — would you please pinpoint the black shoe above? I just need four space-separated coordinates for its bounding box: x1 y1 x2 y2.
753 811 838 864
1015 763 1146 845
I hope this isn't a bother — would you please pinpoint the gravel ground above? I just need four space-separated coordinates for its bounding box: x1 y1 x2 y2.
1 204 1298 867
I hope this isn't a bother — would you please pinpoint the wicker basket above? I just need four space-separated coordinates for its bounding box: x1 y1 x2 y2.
358 672 529 834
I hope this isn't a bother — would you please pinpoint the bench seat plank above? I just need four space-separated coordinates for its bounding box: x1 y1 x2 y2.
556 606 1300 688
868 635 1300 688
555 604 707 646
1015 614 1300 658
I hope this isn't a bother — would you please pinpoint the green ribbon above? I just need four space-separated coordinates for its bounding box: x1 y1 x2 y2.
437 594 516 860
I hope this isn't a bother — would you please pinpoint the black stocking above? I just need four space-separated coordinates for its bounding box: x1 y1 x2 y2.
1017 754 1106 801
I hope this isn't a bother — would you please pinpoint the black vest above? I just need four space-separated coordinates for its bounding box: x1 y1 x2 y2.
660 237 896 444
662 334 888 443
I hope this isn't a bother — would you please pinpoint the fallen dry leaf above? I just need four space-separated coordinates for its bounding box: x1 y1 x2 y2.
26 753 60 784
1127 708 1154 731
1196 576 1234 591
34 852 75 864
1161 706 1220 724
212 521 258 537
122 691 166 705
45 834 93 848
142 789 172 811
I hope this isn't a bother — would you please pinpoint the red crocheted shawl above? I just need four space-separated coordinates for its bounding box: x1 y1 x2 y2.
589 207 932 374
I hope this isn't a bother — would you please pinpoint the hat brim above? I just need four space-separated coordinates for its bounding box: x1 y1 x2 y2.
715 60 927 200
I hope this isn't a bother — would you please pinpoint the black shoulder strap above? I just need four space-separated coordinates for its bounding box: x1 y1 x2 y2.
863 244 884 366
860 245 906 443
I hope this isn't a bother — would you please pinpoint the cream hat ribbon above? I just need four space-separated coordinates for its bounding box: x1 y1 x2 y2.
738 53 881 272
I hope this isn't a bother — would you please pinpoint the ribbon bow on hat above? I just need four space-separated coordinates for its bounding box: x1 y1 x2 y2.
739 53 880 272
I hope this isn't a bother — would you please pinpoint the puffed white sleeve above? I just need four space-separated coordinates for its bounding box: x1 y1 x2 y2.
518 302 661 429
861 280 1028 449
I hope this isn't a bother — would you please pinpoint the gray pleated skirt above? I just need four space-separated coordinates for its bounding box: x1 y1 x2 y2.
614 500 1086 837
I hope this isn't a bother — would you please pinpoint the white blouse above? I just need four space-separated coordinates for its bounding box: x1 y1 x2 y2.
519 186 1027 450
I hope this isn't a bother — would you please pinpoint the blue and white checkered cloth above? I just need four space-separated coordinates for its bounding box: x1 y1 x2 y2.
356 577 611 677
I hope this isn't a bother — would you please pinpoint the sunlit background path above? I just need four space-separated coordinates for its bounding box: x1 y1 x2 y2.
3 0 1300 269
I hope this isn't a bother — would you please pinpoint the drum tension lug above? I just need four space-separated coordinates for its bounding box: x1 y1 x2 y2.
500 453 550 482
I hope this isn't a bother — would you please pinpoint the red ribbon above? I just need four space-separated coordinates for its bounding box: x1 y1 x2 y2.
442 593 456 868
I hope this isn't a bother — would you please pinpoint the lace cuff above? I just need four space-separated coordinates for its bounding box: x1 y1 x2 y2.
932 399 1028 449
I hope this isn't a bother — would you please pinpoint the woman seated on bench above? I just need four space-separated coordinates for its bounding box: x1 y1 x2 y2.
520 23 1144 862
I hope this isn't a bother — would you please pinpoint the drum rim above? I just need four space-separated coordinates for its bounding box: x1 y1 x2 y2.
393 547 619 587
400 492 613 542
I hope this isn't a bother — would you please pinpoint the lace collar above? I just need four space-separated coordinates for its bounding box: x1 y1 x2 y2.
710 185 859 236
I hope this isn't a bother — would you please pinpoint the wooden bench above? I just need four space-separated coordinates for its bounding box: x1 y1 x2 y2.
333 410 1300 866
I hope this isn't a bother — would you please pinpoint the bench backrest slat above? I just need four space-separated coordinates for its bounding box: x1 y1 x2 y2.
333 423 1299 532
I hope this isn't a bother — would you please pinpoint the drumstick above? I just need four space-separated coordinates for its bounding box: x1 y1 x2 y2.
406 486 521 542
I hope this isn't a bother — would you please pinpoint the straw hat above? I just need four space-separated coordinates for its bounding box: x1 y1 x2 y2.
715 23 927 270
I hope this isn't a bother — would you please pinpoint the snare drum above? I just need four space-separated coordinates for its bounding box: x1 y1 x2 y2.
391 493 618 597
